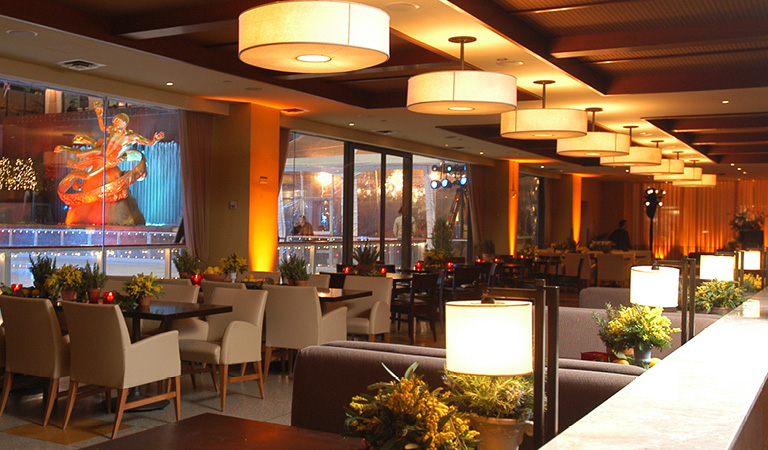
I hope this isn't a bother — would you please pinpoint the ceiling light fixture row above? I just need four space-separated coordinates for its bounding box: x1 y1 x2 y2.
629 141 686 176
600 126 662 167
653 153 702 182
556 108 630 157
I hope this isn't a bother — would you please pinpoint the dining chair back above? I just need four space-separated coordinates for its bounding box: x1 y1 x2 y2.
597 253 634 287
61 302 181 439
201 279 245 304
179 288 267 410
142 284 204 339
307 274 331 288
261 285 347 378
391 272 440 344
0 295 69 426
161 278 193 285
338 275 394 341
441 265 483 303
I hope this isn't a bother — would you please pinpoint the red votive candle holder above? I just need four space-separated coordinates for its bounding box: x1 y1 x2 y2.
190 273 203 286
11 283 21 293
446 261 455 271
342 266 351 274
475 258 483 263
103 291 115 304
415 261 423 271
379 267 387 274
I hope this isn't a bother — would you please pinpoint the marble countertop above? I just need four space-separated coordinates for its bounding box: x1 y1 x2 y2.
541 292 768 449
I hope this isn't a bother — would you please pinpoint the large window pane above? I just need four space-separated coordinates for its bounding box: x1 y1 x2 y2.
384 155 403 267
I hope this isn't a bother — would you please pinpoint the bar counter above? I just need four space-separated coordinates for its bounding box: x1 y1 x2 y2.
542 291 768 449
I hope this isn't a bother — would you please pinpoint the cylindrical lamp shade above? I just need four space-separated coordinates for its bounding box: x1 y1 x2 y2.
630 266 680 307
601 146 662 167
500 108 587 139
654 167 703 182
630 158 685 175
672 174 717 187
407 71 517 115
699 254 736 281
556 132 630 157
445 300 532 376
742 250 761 271
239 1 390 73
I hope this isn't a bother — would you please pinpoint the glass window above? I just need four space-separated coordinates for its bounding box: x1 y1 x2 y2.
517 174 540 251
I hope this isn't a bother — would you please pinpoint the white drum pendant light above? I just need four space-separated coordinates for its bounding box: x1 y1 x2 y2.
238 1 390 73
500 80 587 139
406 36 517 115
601 126 662 166
556 107 630 157
673 173 717 187
630 141 685 175
655 159 703 182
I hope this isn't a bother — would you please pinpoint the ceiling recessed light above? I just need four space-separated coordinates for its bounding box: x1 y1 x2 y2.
348 122 355 127
730 163 735 166
479 151 484 155
540 165 545 169
721 100 730 104
737 167 742 170
166 82 174 86
496 58 524 66
6 29 38 37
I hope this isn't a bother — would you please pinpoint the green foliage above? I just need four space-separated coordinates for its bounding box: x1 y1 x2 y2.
519 244 538 258
121 273 163 309
278 254 309 281
220 253 248 274
45 264 84 298
430 217 454 256
29 254 57 297
444 371 534 421
741 273 763 293
696 279 745 313
594 303 680 351
173 250 199 276
82 262 108 289
423 249 450 268
352 243 380 266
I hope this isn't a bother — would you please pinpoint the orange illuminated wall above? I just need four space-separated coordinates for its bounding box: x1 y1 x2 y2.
508 161 519 256
572 175 582 242
248 104 280 271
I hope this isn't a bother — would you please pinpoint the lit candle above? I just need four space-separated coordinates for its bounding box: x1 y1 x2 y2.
447 261 455 271
475 258 483 263
415 261 423 271
379 267 387 274
103 291 115 304
342 266 350 274
190 273 202 286
11 284 21 294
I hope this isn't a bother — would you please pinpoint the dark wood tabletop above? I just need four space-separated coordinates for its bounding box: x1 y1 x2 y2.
79 413 359 450
121 301 232 342
316 288 372 302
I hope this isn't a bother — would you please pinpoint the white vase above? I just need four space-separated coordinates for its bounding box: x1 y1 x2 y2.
470 415 533 450
230 272 237 283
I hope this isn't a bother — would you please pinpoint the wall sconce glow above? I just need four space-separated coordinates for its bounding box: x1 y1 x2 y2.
445 300 532 376
238 1 390 73
630 266 680 307
699 254 735 281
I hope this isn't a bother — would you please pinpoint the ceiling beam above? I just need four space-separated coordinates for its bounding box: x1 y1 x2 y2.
608 67 768 94
550 20 768 59
705 145 768 155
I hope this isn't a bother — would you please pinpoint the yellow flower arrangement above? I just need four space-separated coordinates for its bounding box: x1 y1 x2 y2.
345 362 478 450
220 253 248 274
603 304 680 351
122 272 164 307
44 264 84 296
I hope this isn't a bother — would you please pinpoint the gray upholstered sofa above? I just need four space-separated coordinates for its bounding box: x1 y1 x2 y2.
292 340 644 447
578 287 631 308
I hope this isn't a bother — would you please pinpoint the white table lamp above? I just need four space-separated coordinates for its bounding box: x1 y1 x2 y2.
630 266 680 307
699 254 735 281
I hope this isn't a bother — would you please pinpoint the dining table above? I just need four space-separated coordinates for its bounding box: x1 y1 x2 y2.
316 288 373 302
79 412 357 450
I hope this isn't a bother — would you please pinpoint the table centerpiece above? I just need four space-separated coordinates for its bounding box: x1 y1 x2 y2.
122 273 163 308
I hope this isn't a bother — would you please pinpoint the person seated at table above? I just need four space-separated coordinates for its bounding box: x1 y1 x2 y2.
608 219 631 251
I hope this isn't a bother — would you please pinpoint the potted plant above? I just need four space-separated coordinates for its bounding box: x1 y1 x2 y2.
594 303 680 367
592 303 634 361
29 254 57 299
173 250 199 278
44 264 84 301
730 208 765 245
82 262 108 303
444 371 534 450
480 239 495 261
741 273 763 294
352 243 380 273
220 252 248 282
345 362 478 450
696 279 746 315
423 218 453 270
278 254 309 285
122 273 164 308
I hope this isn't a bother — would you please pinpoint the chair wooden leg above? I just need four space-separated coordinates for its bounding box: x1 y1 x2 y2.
112 389 129 439
367 334 375 342
263 347 273 379
254 361 265 400
172 376 181 421
219 364 229 411
105 388 112 414
0 371 13 418
43 378 59 426
62 380 79 430
240 364 247 377
209 365 218 392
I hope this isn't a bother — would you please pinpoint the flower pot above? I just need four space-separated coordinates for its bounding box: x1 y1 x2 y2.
179 272 190 279
60 289 78 301
470 415 533 450
295 280 308 286
633 345 653 367
139 296 151 307
87 288 102 304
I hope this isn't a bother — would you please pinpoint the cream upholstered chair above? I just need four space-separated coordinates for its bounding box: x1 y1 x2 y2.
307 274 331 288
333 275 393 342
237 271 281 283
597 253 634 287
200 279 245 304
178 289 267 411
261 285 347 378
161 278 193 285
0 296 69 426
61 302 181 439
